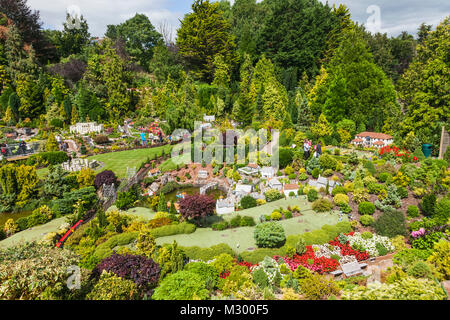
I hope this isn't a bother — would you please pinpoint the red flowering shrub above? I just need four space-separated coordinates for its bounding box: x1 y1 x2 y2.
274 246 339 274
273 232 370 274
378 146 418 163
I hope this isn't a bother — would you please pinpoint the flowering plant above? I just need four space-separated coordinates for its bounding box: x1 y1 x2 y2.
411 228 426 238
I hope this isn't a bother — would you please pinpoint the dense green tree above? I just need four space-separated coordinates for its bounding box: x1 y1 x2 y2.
257 0 340 78
0 0 56 63
57 13 91 58
398 17 449 149
176 0 237 82
230 0 266 58
149 43 183 84
105 13 162 70
4 24 38 84
309 28 400 132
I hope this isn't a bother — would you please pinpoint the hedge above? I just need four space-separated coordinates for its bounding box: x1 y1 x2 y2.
149 222 196 238
179 243 235 261
92 232 139 262
28 151 69 166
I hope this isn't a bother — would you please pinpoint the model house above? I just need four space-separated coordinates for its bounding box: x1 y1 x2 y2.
351 132 393 148
268 178 282 191
283 184 299 197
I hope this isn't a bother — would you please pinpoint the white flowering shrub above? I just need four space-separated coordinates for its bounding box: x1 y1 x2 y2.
347 232 394 257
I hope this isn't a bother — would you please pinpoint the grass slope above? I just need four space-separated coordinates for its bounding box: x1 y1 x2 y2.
156 197 346 254
87 144 173 178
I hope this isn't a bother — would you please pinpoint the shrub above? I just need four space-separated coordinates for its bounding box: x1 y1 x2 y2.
152 271 209 300
150 222 196 238
426 240 450 280
240 195 257 209
331 186 347 196
407 205 420 218
358 202 376 215
92 253 161 298
396 186 409 199
295 238 306 255
419 194 436 216
407 261 432 279
298 173 308 181
322 169 333 177
184 262 220 290
378 172 391 183
434 198 450 225
299 273 340 300
333 194 349 205
312 199 334 212
180 244 235 261
254 222 286 248
307 189 318 202
361 231 373 239
319 154 337 170
28 151 69 166
360 215 375 227
212 221 229 231
284 211 293 219
311 168 320 179
87 271 139 300
94 170 118 190
178 194 216 222
376 242 388 256
264 189 284 202
341 277 447 300
271 211 282 221
93 135 110 145
374 209 408 238
352 188 370 204
240 216 255 227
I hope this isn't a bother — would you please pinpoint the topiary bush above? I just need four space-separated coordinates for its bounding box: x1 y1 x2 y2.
94 170 118 190
240 195 257 209
378 172 392 183
254 222 286 248
333 193 349 205
152 271 209 300
240 216 255 227
407 205 420 218
312 198 334 212
407 261 432 279
419 194 436 216
331 186 347 196
358 202 376 215
311 168 320 179
307 189 318 202
360 215 375 227
184 262 220 290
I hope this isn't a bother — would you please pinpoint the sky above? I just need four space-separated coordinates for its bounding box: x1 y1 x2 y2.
27 0 450 39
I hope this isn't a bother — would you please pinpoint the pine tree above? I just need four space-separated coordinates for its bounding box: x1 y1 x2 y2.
177 0 237 82
71 105 79 125
45 131 59 152
157 192 167 212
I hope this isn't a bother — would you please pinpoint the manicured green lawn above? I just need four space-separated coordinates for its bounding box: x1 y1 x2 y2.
0 217 67 249
156 197 347 253
87 144 173 178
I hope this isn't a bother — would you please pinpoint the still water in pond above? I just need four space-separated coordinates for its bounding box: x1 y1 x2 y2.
0 210 33 227
164 186 227 203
